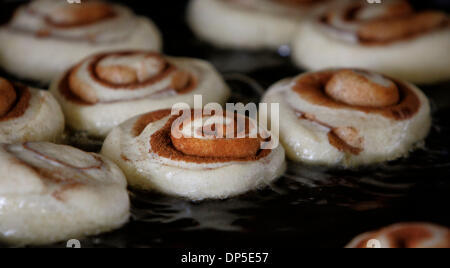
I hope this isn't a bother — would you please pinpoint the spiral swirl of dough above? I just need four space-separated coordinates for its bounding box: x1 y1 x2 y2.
0 77 64 144
101 109 286 200
292 0 450 84
171 111 264 158
261 69 431 166
346 223 450 248
0 0 162 82
50 51 230 137
0 142 129 246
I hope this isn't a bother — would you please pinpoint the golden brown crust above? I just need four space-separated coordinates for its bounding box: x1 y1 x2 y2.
171 137 262 158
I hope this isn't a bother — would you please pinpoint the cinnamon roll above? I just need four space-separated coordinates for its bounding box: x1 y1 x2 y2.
346 223 450 248
50 51 230 138
0 0 162 82
0 77 64 144
187 0 346 50
292 0 450 84
101 109 286 201
261 69 431 166
0 142 130 246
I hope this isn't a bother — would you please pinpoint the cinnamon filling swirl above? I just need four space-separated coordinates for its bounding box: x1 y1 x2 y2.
134 110 271 164
296 111 364 155
0 78 31 122
321 1 449 45
59 52 197 105
293 70 421 121
170 111 263 158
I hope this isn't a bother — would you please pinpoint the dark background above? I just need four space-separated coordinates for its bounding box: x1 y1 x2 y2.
1 0 450 85
0 0 449 248
1 0 450 88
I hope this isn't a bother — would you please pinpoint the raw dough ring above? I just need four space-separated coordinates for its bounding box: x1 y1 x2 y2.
0 142 130 246
261 68 431 166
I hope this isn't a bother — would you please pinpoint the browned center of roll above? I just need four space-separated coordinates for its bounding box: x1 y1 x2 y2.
47 2 116 28
325 70 400 108
170 112 262 158
0 77 17 117
133 110 271 164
